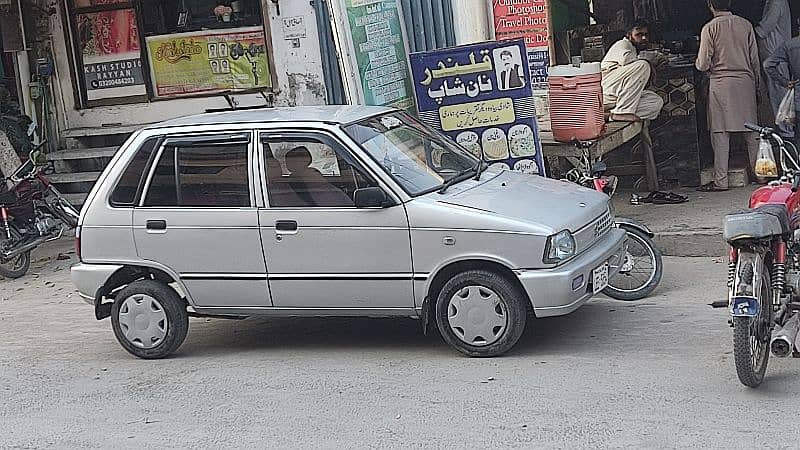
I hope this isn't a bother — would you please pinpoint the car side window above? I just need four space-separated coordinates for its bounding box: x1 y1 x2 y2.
143 135 251 208
262 133 376 208
110 137 160 207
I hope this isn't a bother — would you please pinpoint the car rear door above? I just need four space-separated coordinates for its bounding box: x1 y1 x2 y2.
133 131 271 308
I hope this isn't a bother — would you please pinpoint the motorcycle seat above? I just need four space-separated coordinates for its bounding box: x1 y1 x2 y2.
724 204 791 243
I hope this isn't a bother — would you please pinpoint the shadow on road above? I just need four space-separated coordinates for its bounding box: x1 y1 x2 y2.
175 300 645 358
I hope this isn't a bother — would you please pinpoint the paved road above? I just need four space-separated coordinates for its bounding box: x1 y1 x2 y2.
1 247 799 448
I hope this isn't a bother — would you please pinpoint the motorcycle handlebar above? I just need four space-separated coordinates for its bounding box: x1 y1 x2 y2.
745 123 766 133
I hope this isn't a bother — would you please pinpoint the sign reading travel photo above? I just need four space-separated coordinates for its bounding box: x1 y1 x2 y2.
410 39 545 175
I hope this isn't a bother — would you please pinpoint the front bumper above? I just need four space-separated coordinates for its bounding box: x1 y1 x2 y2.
517 228 626 318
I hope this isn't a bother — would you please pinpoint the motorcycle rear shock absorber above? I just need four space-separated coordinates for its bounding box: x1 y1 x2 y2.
727 246 737 289
774 241 788 306
0 207 10 239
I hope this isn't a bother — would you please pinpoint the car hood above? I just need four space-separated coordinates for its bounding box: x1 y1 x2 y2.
437 170 611 233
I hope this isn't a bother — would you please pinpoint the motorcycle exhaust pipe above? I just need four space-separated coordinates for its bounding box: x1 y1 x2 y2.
771 314 800 358
1 232 58 261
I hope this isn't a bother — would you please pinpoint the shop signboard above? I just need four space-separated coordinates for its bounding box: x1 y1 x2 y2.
409 39 545 175
145 26 271 98
76 9 147 101
328 0 416 112
492 0 551 90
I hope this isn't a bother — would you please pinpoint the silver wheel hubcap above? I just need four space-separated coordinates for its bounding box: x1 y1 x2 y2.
118 294 168 349
447 286 507 346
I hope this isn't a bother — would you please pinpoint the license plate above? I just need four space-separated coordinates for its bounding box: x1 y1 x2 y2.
593 263 609 294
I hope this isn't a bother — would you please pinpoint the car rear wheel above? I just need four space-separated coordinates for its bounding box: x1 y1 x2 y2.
435 269 527 357
111 280 188 359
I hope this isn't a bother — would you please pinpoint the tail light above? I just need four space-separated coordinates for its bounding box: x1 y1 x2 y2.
75 226 82 262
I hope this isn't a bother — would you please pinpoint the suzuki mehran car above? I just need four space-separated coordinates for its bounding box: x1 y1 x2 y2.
71 106 625 359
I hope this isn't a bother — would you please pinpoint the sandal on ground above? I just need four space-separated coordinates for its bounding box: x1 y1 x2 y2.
651 191 688 204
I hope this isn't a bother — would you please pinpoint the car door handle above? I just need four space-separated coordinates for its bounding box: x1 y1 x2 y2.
146 220 167 231
275 220 298 234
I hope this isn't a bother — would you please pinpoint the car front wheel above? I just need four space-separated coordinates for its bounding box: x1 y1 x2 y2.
435 269 528 357
111 280 189 359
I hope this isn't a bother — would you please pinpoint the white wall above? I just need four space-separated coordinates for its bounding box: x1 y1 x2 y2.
452 0 492 44
48 0 328 133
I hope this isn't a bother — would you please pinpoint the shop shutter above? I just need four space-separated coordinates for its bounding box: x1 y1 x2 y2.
400 0 456 53
313 0 347 105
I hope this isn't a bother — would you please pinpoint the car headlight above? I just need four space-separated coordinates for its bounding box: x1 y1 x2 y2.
544 230 576 264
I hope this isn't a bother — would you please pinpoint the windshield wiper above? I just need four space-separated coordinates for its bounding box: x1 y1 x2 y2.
473 158 486 181
438 165 479 194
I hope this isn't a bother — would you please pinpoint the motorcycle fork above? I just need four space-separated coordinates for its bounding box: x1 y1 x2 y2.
1 206 11 239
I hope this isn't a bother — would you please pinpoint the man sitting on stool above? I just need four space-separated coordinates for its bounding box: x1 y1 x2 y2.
601 19 665 122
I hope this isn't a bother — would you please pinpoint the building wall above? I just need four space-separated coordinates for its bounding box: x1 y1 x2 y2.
47 0 327 134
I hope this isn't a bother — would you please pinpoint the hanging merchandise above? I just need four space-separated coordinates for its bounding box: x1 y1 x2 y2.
776 86 796 128
755 135 778 178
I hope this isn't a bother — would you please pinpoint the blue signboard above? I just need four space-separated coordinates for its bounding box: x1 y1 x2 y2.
409 39 545 175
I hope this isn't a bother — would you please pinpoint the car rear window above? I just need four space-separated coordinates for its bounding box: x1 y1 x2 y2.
143 142 251 208
110 137 159 207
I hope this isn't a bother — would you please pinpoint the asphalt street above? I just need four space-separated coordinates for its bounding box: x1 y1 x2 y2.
1 246 798 448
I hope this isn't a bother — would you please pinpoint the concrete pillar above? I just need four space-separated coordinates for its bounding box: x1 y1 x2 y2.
450 0 491 44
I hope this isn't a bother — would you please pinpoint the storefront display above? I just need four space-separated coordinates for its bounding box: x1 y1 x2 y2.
146 26 271 98
76 9 147 101
67 0 271 105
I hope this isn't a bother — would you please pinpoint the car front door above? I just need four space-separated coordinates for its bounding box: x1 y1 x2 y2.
257 130 414 310
133 131 271 308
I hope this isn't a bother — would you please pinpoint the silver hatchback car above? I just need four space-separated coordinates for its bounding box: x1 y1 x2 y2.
71 106 625 359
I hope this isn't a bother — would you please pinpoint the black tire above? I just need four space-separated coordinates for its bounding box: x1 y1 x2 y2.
603 227 663 301
0 227 30 279
435 269 528 357
733 261 771 388
111 280 189 359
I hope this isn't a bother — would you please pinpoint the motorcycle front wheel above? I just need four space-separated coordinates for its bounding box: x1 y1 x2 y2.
733 258 771 388
603 226 663 301
0 228 30 279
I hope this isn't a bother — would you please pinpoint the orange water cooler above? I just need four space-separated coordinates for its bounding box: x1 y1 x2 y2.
548 63 606 143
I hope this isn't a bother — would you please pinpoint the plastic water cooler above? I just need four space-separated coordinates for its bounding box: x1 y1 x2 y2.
548 62 606 143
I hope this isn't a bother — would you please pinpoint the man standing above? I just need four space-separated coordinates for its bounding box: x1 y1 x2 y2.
695 0 761 192
601 20 665 122
764 19 800 143
756 0 792 116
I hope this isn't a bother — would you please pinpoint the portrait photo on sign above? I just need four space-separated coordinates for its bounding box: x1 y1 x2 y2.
493 45 525 91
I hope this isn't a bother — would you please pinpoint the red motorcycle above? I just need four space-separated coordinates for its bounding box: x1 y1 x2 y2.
726 123 800 387
0 144 79 278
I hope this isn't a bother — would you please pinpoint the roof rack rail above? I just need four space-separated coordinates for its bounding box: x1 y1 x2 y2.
204 91 274 113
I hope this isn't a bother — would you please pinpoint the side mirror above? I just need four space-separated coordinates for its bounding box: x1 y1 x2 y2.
354 186 391 208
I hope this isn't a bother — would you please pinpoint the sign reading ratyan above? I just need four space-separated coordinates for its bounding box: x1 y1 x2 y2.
409 39 545 175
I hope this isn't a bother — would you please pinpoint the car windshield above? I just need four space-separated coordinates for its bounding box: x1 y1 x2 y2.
343 112 479 196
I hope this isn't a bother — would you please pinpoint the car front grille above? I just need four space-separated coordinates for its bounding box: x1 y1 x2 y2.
574 208 614 254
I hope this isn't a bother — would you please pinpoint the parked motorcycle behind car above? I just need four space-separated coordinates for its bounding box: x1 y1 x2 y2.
725 124 800 388
563 140 663 301
0 142 79 278
0 94 79 278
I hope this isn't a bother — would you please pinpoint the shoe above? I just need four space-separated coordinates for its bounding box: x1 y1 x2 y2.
651 191 689 204
696 182 728 192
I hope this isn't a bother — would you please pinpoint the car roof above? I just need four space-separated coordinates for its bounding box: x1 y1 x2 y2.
145 105 396 130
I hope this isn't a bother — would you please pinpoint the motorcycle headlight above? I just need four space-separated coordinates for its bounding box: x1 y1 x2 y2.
544 230 576 264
